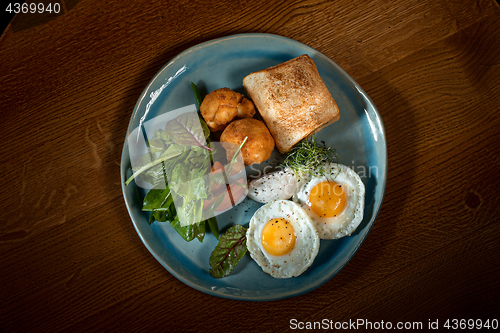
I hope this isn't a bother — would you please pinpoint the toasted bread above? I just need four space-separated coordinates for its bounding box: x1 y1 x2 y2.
243 54 340 153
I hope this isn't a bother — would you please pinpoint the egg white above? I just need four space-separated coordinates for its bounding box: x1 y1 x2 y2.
247 168 305 204
246 200 320 278
293 163 365 239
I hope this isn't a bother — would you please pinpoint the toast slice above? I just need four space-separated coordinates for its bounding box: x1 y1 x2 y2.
243 54 340 153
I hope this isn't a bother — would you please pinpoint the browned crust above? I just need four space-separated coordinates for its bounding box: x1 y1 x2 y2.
220 118 275 166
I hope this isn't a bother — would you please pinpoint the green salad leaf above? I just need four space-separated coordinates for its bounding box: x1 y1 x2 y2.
142 186 172 212
165 112 212 151
191 81 203 110
168 150 211 227
169 215 206 242
209 225 248 278
190 82 210 140
126 111 222 242
126 83 238 246
125 132 187 186
206 217 219 240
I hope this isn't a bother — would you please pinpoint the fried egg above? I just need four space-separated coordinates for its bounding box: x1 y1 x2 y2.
293 163 365 239
247 200 320 278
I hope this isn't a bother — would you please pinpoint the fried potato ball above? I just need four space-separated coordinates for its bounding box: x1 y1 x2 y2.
237 97 256 119
200 88 256 132
220 118 275 166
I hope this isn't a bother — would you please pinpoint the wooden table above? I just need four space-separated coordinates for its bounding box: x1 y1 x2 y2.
2 0 500 331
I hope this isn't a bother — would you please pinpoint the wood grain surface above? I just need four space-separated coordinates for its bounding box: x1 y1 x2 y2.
1 0 500 331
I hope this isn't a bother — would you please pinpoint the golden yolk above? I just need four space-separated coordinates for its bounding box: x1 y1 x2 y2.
261 218 295 256
309 180 346 218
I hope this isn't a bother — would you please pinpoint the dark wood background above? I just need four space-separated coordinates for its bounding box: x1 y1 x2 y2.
1 0 499 331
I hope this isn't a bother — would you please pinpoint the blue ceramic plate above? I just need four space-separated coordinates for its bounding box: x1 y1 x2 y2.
120 33 387 301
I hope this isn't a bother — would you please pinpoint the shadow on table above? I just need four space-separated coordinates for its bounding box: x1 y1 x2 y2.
314 68 418 293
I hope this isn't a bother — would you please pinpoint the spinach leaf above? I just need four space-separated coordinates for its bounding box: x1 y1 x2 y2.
172 168 208 202
125 113 219 241
169 215 206 242
209 225 248 278
194 220 205 243
165 112 211 151
148 211 159 224
206 217 219 240
190 82 210 140
200 117 210 141
142 186 172 212
125 144 184 186
176 198 201 227
149 210 171 224
168 149 212 227
191 81 203 110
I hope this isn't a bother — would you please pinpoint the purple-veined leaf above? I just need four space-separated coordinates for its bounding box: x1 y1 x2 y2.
209 225 247 278
165 113 211 150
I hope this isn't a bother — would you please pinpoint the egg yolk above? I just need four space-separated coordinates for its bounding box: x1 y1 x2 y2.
309 180 346 218
261 218 295 256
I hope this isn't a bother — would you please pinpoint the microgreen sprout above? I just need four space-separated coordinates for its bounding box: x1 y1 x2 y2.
281 136 340 180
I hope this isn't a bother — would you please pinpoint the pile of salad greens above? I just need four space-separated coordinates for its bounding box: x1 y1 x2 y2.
125 112 220 243
125 83 248 278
